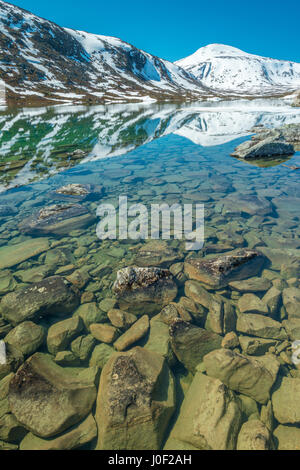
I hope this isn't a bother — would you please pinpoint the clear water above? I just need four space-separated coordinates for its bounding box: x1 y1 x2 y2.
0 99 300 449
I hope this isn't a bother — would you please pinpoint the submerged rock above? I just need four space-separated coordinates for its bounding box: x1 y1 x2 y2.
113 315 149 351
95 347 175 450
113 266 178 314
237 313 287 340
169 320 222 373
222 194 273 217
133 241 181 268
238 293 269 315
5 321 45 356
229 277 272 293
184 249 264 289
272 377 300 425
9 353 97 438
0 238 50 270
20 413 97 450
52 183 103 202
165 372 242 450
203 349 279 404
47 316 83 355
19 204 96 236
274 425 300 450
236 419 274 450
0 276 80 326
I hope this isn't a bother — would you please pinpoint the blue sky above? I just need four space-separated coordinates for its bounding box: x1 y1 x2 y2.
7 0 300 63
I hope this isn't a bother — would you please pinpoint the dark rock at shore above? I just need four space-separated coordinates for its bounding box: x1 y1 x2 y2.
231 127 296 159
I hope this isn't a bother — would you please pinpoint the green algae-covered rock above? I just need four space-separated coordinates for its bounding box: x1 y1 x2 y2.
47 316 83 355
95 347 175 450
73 302 106 329
70 334 96 362
5 321 45 356
89 343 114 369
8 353 97 438
165 372 242 450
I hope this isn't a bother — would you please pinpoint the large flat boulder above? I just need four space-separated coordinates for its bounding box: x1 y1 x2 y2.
95 347 175 450
8 353 97 438
184 250 264 289
0 276 80 326
203 349 280 404
165 372 242 450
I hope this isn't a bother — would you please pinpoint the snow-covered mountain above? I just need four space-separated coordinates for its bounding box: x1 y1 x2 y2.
176 44 300 96
1 1 300 105
0 0 212 105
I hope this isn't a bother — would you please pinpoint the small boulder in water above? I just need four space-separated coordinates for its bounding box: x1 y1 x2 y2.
18 203 96 236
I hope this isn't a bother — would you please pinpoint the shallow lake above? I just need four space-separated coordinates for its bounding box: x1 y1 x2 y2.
0 98 299 449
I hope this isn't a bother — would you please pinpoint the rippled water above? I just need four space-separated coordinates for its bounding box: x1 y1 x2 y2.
0 99 300 449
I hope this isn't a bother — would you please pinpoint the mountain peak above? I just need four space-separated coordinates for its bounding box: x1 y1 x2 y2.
175 44 249 67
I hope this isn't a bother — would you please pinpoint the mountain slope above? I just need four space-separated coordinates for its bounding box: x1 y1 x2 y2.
176 44 300 96
0 0 212 105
